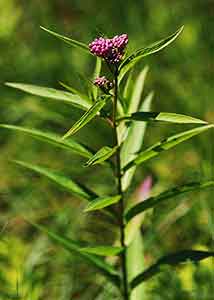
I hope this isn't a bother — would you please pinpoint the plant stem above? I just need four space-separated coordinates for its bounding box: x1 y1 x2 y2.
112 71 129 300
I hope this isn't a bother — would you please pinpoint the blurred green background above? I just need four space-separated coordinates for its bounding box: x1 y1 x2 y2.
0 0 213 299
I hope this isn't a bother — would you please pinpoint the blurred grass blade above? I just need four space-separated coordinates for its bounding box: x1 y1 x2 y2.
40 26 90 53
121 111 207 124
5 82 91 110
62 98 106 139
121 92 154 191
13 160 95 200
85 146 117 167
119 26 184 82
91 57 102 101
28 221 120 286
130 250 214 289
124 125 214 172
80 246 124 256
84 195 121 212
127 66 149 113
125 181 214 222
0 124 92 158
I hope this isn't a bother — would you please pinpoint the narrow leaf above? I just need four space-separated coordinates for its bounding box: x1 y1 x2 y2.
40 26 89 53
13 160 94 200
124 125 214 172
85 146 117 167
0 124 92 158
131 250 214 289
92 57 102 101
59 81 91 103
28 221 120 286
125 181 214 222
121 92 154 191
119 26 184 82
5 82 91 110
80 246 124 256
84 195 121 212
62 98 106 139
121 111 207 124
127 66 149 114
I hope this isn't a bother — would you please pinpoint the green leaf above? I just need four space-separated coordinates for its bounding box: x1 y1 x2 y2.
80 246 124 256
62 98 107 139
127 231 145 300
123 124 214 172
40 26 90 53
121 92 154 191
120 111 207 124
28 221 120 286
13 160 95 200
85 146 117 167
125 181 214 222
119 26 184 82
91 57 102 101
127 66 149 114
0 124 92 158
130 250 214 289
84 195 121 212
5 82 91 110
59 81 91 103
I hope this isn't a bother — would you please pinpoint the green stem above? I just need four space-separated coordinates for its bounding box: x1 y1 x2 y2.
112 71 129 300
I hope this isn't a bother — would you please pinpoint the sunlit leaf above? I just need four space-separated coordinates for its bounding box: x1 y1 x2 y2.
91 57 102 101
28 221 120 286
59 81 91 103
130 250 214 289
13 160 95 200
119 111 207 124
84 195 121 212
85 146 117 167
80 246 124 256
0 124 92 158
127 66 149 114
125 180 214 222
119 26 184 82
121 92 154 191
5 82 91 110
62 98 107 139
123 125 214 172
40 26 90 53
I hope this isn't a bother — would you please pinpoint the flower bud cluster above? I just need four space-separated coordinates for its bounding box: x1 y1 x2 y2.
89 34 128 64
93 76 113 93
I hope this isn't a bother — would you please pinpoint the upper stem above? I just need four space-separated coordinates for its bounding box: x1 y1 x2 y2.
112 71 129 300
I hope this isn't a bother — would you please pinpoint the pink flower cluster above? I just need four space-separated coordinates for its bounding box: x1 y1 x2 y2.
89 34 128 64
93 76 113 92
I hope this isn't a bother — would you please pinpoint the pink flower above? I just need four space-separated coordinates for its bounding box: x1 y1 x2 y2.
89 34 128 64
93 76 113 93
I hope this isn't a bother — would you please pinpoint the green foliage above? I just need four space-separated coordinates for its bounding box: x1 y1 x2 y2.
2 9 213 300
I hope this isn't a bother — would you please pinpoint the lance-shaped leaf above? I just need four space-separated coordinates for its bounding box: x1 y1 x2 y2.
125 180 214 222
40 26 90 53
127 66 149 114
119 111 207 124
80 246 124 256
91 57 102 101
0 124 92 159
28 221 120 286
13 160 95 200
121 92 154 191
123 124 214 172
130 250 214 289
118 26 184 82
59 81 91 103
5 82 91 110
62 98 107 139
84 195 121 212
84 146 117 167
